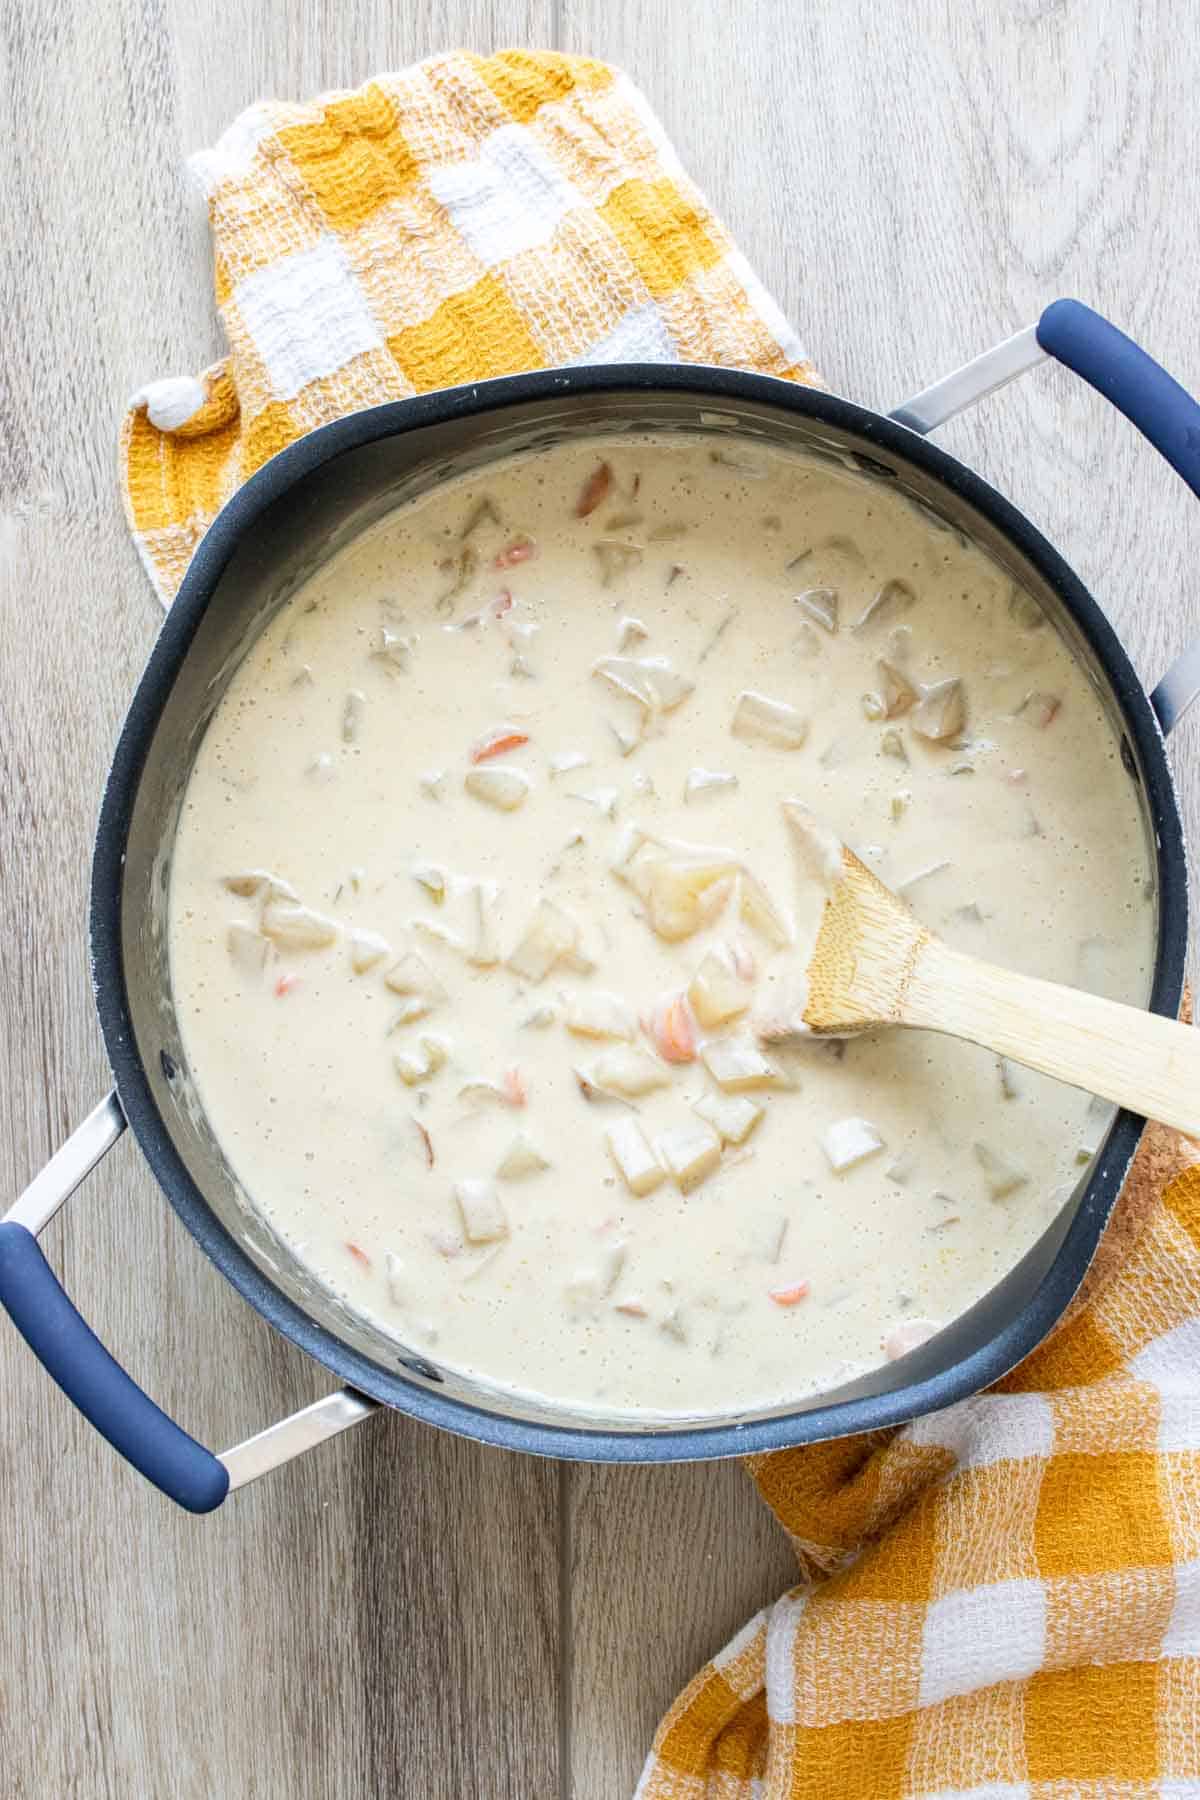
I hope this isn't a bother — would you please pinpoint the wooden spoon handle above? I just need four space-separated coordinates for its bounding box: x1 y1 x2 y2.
902 939 1200 1138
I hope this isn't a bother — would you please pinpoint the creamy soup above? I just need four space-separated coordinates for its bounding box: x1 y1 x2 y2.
168 433 1153 1419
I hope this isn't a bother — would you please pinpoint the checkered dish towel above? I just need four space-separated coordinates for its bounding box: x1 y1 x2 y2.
121 50 1200 1798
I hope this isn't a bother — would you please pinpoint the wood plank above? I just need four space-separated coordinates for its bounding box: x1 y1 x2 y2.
568 1461 797 1795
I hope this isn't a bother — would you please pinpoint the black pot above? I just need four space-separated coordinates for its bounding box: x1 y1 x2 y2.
3 300 1197 1511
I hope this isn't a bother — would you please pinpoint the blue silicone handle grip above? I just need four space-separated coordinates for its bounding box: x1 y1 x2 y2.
1036 299 1200 502
0 1221 229 1513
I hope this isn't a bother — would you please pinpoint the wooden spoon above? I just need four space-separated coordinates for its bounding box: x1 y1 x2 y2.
786 835 1200 1137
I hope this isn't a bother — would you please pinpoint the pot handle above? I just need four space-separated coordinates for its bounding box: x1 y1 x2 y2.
0 1094 375 1512
890 298 1200 734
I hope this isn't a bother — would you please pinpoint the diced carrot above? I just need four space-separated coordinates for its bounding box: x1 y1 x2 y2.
345 1240 372 1271
470 726 530 763
494 536 536 568
613 1297 648 1318
648 994 697 1064
275 972 301 997
575 461 613 518
769 1281 811 1306
502 1066 527 1107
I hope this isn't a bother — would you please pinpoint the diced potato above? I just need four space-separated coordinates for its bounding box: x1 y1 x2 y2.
496 1132 551 1180
597 1240 628 1296
617 840 738 943
885 1149 916 1185
737 870 792 947
1009 586 1045 630
877 659 918 717
745 1210 788 1264
389 996 433 1027
565 990 637 1041
572 786 619 819
997 1057 1022 1101
393 1036 448 1086
260 899 339 950
617 616 648 649
453 1178 509 1245
411 917 466 953
822 1116 884 1172
794 587 838 633
222 869 297 901
693 1091 763 1145
1017 689 1061 728
371 626 415 677
854 578 915 632
593 542 644 586
457 1080 510 1109
467 880 501 967
699 1038 779 1092
465 766 529 811
731 689 809 750
383 950 444 1005
549 750 590 777
507 897 582 982
342 689 365 742
348 928 390 975
384 1251 405 1307
782 799 845 893
589 1048 671 1098
973 1141 1029 1199
685 767 738 803
688 949 752 1028
912 678 966 742
884 1317 941 1361
227 924 272 978
656 1122 722 1192
411 862 446 905
605 1118 666 1197
1075 1093 1114 1163
591 654 694 713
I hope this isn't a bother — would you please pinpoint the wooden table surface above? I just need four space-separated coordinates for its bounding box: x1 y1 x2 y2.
3 3 1199 1794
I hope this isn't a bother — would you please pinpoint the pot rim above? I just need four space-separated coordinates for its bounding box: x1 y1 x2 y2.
90 363 1188 1462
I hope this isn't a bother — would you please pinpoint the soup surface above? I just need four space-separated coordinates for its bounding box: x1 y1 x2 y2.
168 433 1153 1418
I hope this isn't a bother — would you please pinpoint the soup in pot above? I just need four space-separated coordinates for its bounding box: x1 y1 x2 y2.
167 433 1153 1418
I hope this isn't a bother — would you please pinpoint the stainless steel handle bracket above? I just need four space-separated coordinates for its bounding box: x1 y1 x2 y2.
890 321 1200 737
5 1091 127 1233
219 1388 378 1493
889 325 1047 436
5 1092 378 1499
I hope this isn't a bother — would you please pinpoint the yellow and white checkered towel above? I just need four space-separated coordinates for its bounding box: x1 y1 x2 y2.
121 50 1200 1797
121 49 815 605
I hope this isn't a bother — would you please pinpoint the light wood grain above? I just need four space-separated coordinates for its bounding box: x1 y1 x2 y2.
3 2 1200 1796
